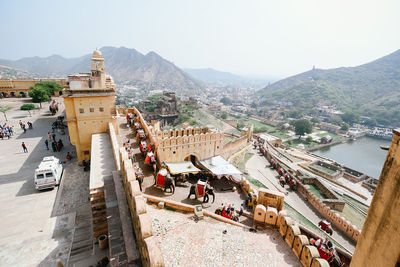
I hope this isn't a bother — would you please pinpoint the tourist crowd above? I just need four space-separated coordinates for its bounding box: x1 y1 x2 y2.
0 123 14 139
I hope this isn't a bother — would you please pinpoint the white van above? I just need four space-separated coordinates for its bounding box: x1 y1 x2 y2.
34 156 63 190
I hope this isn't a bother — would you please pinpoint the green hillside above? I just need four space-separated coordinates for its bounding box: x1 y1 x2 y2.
257 49 400 127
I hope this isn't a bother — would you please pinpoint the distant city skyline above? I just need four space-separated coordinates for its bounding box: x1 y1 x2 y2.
0 0 399 78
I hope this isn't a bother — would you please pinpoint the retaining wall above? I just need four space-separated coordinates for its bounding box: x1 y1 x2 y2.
110 125 165 267
222 135 248 157
262 147 361 243
297 182 361 242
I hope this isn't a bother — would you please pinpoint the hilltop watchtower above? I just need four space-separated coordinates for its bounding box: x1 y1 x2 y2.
63 49 117 162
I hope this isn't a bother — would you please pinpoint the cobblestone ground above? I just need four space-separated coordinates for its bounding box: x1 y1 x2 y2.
147 205 301 267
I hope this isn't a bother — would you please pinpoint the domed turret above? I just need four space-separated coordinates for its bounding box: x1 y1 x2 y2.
92 49 104 61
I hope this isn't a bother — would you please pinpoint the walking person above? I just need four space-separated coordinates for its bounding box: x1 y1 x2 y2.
45 139 49 150
52 132 56 142
22 142 28 153
22 124 26 133
47 132 52 141
51 141 57 152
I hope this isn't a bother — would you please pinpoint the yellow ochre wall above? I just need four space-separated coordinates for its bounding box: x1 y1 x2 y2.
64 95 117 161
350 129 400 267
0 79 68 96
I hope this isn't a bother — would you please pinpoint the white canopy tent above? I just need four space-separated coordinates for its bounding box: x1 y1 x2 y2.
164 161 201 175
198 155 242 183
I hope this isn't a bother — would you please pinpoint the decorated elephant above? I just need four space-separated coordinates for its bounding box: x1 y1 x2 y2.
139 140 151 155
187 180 215 203
318 220 333 236
154 169 175 194
279 176 286 187
144 151 157 173
310 238 342 267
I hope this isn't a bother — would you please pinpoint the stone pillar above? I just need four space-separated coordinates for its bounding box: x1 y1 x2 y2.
350 129 400 267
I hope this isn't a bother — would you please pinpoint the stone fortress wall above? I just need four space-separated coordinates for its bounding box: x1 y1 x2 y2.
261 144 362 243
108 122 165 267
221 134 248 158
240 175 352 266
117 107 251 164
109 110 354 266
155 127 223 163
300 177 346 211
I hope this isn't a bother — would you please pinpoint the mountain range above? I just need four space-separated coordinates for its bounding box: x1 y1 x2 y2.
0 46 203 91
183 68 244 83
257 49 400 127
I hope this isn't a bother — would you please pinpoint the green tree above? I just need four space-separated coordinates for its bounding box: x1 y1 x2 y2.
29 87 49 108
220 97 232 106
221 112 228 120
35 81 62 96
250 102 257 108
306 136 313 144
293 119 312 138
340 123 349 131
340 111 360 125
329 115 343 126
0 106 12 121
287 109 303 119
20 104 36 117
310 117 320 124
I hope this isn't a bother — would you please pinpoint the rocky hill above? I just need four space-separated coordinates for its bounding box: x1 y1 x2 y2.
0 47 203 91
257 49 400 127
0 65 40 79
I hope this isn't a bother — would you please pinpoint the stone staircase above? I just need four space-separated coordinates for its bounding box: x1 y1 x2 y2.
67 208 95 266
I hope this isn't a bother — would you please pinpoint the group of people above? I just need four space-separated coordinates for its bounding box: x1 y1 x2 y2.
279 172 297 189
310 236 341 266
216 202 243 221
19 120 33 133
45 132 63 152
0 123 14 140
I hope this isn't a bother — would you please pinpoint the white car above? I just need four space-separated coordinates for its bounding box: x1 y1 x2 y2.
34 156 63 190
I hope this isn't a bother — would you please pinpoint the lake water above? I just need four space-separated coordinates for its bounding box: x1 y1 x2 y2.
312 136 391 179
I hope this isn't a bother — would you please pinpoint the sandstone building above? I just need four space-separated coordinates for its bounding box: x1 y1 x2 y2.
0 78 67 97
63 49 117 162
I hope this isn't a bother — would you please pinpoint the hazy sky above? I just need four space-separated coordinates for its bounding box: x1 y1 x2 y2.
0 0 399 78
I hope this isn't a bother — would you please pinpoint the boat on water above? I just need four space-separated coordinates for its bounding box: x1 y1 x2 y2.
380 145 390 151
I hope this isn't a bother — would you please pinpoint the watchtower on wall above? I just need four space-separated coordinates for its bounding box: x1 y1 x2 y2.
63 49 117 162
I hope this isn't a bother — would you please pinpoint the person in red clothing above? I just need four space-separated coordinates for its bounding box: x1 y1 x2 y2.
22 142 28 153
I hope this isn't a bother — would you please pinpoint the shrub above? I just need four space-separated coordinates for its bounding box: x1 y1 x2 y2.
20 104 36 110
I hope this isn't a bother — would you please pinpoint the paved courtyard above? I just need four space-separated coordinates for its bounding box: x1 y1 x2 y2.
117 119 253 225
148 204 301 267
0 98 95 266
